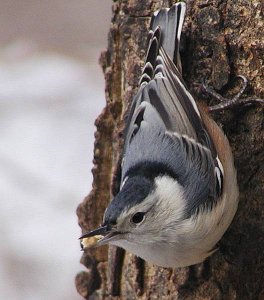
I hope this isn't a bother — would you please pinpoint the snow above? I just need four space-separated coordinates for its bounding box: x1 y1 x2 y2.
0 45 106 300
0 1 112 297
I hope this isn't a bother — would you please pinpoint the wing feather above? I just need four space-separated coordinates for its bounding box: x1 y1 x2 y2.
122 105 218 214
121 3 223 215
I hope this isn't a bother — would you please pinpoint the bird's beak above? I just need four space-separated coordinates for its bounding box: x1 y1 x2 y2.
79 225 122 250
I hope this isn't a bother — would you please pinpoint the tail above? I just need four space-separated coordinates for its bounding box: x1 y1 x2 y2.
152 3 186 68
139 2 186 85
150 2 186 71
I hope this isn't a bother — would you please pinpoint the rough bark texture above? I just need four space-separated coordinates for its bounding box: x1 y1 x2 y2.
76 0 264 299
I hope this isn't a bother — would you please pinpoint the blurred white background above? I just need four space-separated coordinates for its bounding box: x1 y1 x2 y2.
0 1 112 299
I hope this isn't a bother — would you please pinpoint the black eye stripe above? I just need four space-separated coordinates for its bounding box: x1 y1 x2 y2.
131 212 145 224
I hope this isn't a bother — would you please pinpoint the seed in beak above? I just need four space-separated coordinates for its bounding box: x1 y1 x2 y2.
80 235 104 250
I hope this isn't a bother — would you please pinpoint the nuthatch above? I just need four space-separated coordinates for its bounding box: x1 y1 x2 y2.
80 2 244 267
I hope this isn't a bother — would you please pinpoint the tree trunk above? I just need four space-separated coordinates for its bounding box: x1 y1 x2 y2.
76 0 264 299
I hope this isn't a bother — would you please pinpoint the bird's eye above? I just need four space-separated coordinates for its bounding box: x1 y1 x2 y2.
131 212 145 224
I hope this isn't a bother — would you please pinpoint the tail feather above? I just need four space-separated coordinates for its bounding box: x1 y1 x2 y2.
150 3 186 72
139 3 186 86
125 2 223 190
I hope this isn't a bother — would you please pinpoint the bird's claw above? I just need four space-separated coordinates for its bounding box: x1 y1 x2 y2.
202 76 264 112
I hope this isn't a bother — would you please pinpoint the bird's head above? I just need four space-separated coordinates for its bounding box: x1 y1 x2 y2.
80 174 186 249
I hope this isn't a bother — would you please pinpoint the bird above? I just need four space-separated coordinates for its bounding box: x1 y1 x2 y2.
79 2 239 268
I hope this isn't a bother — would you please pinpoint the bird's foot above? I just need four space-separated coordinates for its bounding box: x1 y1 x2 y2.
202 75 264 112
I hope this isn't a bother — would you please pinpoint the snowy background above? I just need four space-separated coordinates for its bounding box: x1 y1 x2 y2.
0 1 112 299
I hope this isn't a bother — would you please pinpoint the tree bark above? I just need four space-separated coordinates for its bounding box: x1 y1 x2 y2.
76 0 264 299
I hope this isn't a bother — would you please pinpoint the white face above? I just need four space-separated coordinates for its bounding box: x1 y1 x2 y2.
112 175 186 245
100 171 238 268
105 176 191 267
95 175 206 267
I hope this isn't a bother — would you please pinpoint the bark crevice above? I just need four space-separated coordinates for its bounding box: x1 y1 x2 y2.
76 1 264 299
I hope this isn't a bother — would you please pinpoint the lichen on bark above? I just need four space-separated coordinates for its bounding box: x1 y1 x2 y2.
76 0 264 299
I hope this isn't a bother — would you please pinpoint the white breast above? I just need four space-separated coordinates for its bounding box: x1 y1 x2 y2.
111 165 238 268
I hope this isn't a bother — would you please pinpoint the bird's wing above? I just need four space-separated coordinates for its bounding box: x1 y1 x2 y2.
121 99 219 216
124 3 216 153
121 3 223 214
